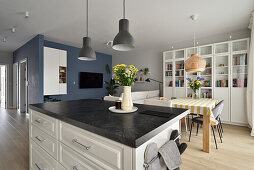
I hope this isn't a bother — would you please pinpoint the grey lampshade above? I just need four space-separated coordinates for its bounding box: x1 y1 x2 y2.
112 19 134 51
78 37 96 61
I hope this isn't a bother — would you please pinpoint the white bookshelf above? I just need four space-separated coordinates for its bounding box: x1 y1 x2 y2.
163 38 249 126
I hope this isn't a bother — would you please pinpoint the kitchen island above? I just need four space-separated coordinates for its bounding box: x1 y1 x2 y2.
29 99 189 170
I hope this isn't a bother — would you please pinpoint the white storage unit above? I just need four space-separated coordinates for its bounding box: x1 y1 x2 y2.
163 38 249 126
44 47 67 95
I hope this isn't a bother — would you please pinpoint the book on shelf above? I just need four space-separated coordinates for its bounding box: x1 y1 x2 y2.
175 70 184 76
232 78 247 87
168 81 173 87
203 80 211 87
175 80 184 87
165 71 172 76
216 80 228 87
175 63 184 70
233 54 247 66
166 64 173 70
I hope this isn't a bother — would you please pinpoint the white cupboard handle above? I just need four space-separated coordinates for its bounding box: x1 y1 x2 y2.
35 136 45 142
72 165 79 170
35 163 44 170
72 139 91 150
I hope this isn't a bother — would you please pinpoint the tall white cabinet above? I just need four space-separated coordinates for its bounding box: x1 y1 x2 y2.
163 38 249 126
44 47 67 95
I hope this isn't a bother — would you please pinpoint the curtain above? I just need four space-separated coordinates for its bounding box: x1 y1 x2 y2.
247 11 254 136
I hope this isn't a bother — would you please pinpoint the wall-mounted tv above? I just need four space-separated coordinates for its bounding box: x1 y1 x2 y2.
79 72 103 89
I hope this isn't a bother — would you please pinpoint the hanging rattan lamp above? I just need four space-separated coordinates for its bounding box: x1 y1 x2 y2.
185 54 206 72
184 15 206 73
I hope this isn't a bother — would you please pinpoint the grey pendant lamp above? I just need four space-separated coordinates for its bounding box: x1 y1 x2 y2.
112 0 135 51
78 0 96 61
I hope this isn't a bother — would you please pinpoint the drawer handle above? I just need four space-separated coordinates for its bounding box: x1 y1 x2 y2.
35 136 45 142
35 163 44 170
35 119 42 124
72 165 79 170
35 119 47 125
72 139 91 150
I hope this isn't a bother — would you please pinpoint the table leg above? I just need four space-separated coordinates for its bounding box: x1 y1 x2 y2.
203 113 210 153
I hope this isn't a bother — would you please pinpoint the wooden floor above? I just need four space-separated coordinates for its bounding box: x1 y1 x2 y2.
0 109 254 170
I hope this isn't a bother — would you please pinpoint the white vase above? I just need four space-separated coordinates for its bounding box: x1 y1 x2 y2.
121 86 133 111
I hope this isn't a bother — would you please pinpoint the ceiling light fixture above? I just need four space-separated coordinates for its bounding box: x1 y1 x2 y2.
78 0 96 61
112 0 135 51
185 15 206 73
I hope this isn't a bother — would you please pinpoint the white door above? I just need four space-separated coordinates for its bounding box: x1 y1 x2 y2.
0 66 6 108
13 63 18 108
19 60 27 113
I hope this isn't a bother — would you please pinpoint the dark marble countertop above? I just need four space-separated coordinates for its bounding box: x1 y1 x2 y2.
30 99 189 148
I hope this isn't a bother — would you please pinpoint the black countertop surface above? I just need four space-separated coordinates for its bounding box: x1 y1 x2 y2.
30 99 189 148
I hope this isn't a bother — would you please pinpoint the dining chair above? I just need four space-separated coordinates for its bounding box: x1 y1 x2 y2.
188 100 224 149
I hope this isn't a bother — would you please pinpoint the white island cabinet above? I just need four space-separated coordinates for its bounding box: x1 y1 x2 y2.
29 108 187 170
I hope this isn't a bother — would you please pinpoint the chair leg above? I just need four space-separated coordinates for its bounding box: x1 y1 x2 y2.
188 122 193 142
211 125 218 149
196 123 199 136
217 123 223 143
219 118 224 134
187 114 190 131
185 117 188 132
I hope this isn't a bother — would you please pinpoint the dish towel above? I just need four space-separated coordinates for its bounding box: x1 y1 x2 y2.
159 140 182 170
144 143 161 170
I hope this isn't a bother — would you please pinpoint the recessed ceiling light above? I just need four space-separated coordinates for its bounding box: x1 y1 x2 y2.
25 11 29 18
11 27 16 33
2 37 7 42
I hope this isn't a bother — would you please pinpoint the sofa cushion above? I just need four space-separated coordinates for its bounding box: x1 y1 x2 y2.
147 90 160 98
133 99 145 104
104 96 121 102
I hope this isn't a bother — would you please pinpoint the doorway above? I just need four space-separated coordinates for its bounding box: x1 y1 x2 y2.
19 59 28 113
0 65 7 109
13 63 18 109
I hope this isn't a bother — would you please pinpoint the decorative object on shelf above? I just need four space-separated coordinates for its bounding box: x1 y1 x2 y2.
112 0 135 51
78 0 96 61
136 67 150 82
113 64 138 110
186 77 204 99
105 64 119 95
115 100 122 109
185 15 206 72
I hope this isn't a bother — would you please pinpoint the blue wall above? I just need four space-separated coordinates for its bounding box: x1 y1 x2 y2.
13 35 44 104
13 34 112 104
44 40 112 101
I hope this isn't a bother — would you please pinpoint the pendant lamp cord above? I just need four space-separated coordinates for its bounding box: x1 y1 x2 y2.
86 0 89 37
193 31 196 47
123 0 126 19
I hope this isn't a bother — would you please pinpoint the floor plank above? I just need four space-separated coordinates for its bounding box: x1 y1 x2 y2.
0 108 253 170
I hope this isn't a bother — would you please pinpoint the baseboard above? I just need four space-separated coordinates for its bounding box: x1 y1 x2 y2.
221 121 248 127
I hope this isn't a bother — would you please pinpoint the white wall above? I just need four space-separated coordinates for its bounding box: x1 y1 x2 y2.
0 51 13 108
112 29 251 96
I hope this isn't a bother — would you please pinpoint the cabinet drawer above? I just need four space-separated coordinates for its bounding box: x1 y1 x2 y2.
30 110 58 138
30 140 58 170
60 122 123 170
31 124 58 160
59 143 104 170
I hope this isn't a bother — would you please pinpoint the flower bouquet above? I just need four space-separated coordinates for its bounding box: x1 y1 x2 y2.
113 64 138 110
186 77 205 99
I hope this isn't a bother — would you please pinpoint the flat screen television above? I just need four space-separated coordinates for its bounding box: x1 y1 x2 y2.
79 72 103 88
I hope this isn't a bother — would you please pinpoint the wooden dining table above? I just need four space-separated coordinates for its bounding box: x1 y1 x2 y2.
171 98 218 153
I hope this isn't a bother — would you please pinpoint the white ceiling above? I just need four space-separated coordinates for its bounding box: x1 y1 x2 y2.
0 0 253 54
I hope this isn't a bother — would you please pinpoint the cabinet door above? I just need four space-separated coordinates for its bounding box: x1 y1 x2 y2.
59 50 67 67
44 47 59 95
231 88 248 124
214 88 230 122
